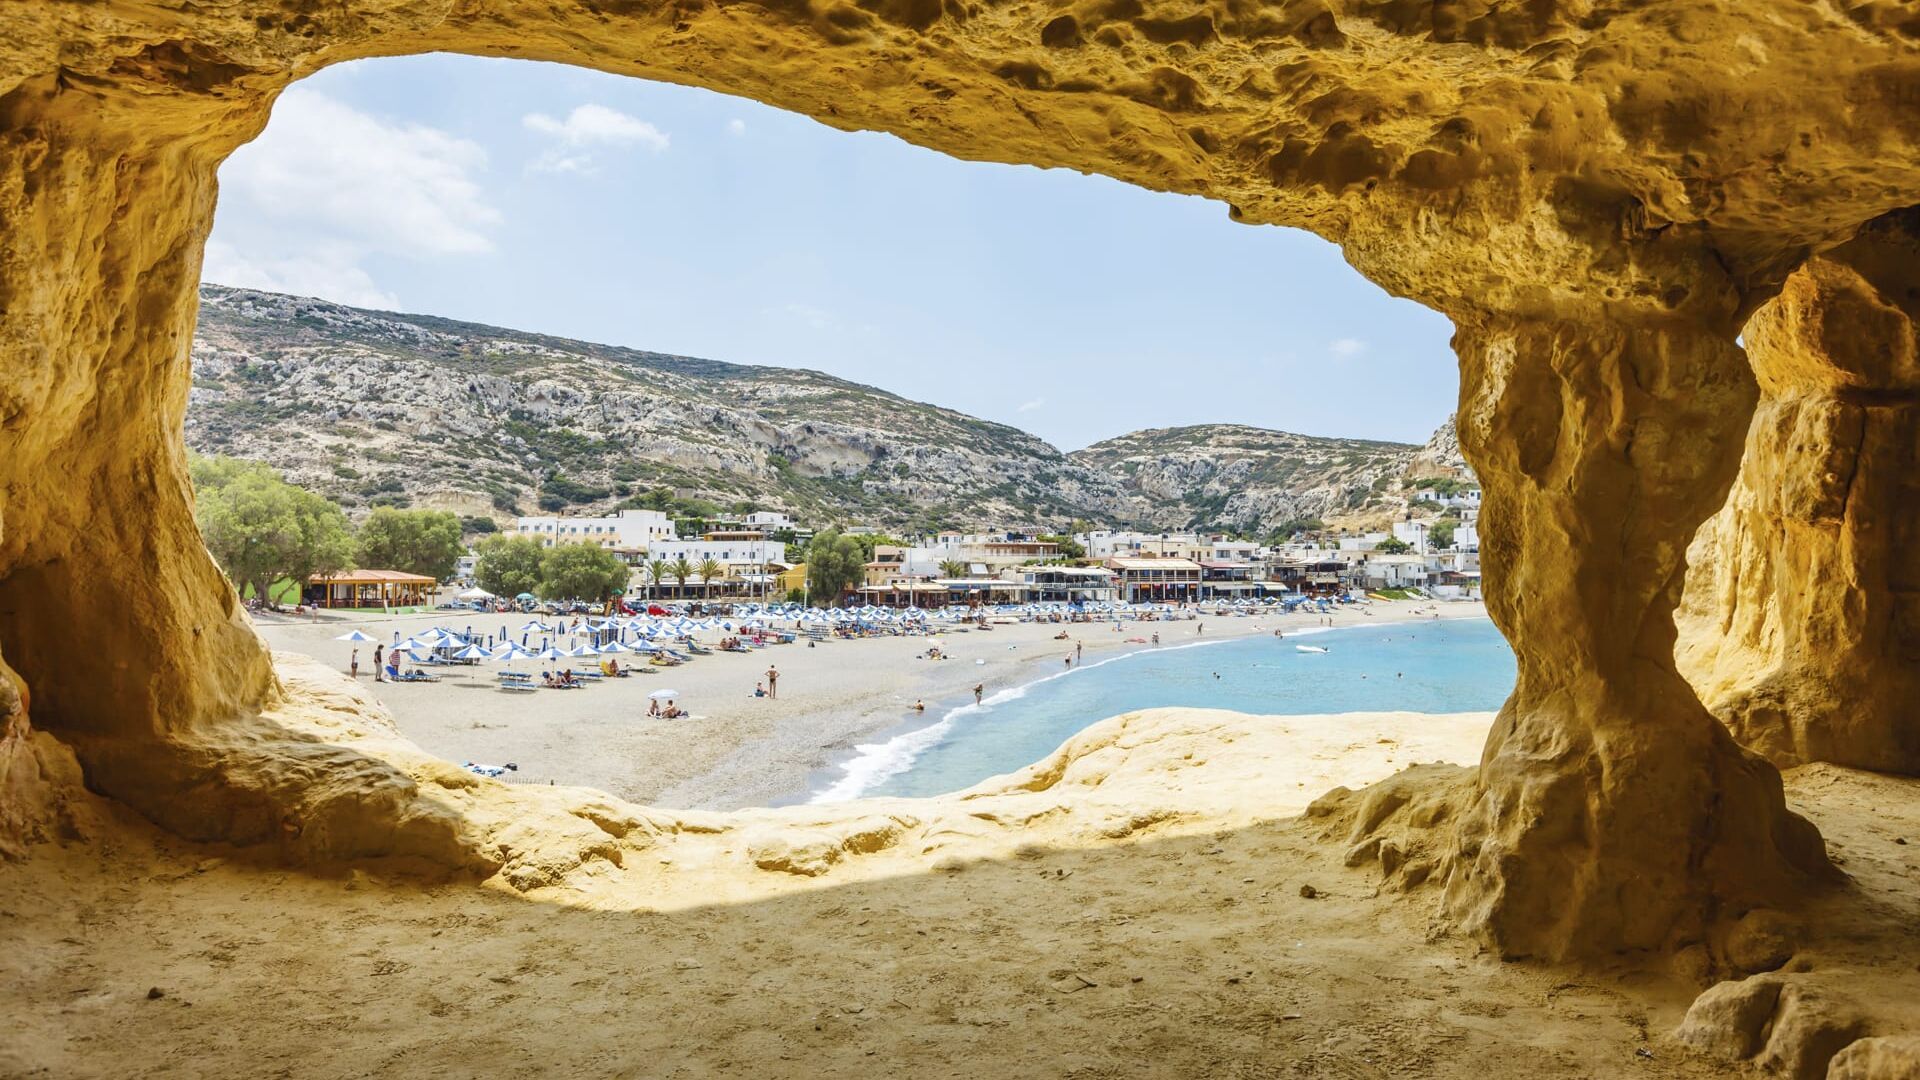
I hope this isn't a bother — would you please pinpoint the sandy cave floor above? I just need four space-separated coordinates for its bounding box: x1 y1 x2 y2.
4 732 1919 1078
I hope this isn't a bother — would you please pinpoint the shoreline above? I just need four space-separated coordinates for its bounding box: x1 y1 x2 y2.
255 597 1489 810
796 607 1495 805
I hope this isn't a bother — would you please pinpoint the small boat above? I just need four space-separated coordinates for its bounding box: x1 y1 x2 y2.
1295 644 1329 654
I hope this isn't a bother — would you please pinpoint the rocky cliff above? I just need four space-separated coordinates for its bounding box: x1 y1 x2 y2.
187 286 1466 534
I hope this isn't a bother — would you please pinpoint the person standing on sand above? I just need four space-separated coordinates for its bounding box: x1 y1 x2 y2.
1064 654 1072 670
350 649 359 679
766 664 779 700
373 643 385 681
973 683 983 705
1075 641 1083 662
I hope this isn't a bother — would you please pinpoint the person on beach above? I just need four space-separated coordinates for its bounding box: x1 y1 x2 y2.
754 681 766 698
350 649 359 679
1064 655 1072 670
973 683 984 705
373 643 385 682
912 699 925 712
648 698 661 717
1075 641 1083 662
765 665 779 699
1152 632 1160 646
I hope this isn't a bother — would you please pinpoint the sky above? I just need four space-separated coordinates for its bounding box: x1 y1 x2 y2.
205 53 1460 451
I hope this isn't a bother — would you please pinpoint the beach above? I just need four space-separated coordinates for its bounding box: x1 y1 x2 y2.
256 597 1488 810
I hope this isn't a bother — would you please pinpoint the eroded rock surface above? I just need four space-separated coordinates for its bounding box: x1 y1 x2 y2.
1680 209 1920 775
4 0 1919 958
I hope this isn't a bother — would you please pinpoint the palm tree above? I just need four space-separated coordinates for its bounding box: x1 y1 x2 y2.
697 557 725 598
939 559 968 580
670 556 693 599
647 558 670 601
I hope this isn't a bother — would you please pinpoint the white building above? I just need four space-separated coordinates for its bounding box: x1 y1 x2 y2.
744 511 795 532
644 536 783 574
514 509 674 551
1075 530 1206 560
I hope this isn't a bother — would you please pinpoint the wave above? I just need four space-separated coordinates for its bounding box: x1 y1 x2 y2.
807 614 1483 804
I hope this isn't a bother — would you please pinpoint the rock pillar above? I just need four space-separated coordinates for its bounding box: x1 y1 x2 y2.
1678 209 1920 775
0 77 279 838
1439 310 1834 959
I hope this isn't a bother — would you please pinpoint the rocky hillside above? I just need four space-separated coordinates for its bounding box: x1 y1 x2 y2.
1070 419 1473 533
186 286 1470 534
187 286 1138 531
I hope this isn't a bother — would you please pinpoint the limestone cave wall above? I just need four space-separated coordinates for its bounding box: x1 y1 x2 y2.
4 0 1920 959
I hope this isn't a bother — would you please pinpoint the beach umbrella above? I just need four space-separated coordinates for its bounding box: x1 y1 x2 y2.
535 645 564 660
647 689 681 700
564 644 599 657
492 643 534 662
597 640 633 654
452 644 489 661
334 629 377 642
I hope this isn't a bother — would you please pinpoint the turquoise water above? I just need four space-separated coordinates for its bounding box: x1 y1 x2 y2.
815 617 1515 801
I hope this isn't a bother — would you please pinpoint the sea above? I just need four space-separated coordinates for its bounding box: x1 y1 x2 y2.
808 616 1516 802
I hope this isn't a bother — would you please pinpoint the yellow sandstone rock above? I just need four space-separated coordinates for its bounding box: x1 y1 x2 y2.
1680 209 1920 776
3 0 1917 964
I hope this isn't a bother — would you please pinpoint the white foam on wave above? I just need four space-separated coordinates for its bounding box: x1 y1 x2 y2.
805 614 1465 803
807 647 1144 803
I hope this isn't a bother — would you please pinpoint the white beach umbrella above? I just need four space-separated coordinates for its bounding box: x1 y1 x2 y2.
565 644 599 657
452 644 489 661
492 644 534 662
597 640 633 654
334 629 377 642
534 645 564 661
648 689 681 701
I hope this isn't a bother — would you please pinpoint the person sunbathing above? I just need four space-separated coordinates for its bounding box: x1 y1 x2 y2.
648 698 661 717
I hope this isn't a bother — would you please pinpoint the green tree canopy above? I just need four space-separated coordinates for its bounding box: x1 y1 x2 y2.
356 508 465 580
1038 534 1085 560
938 559 968 580
473 534 545 598
1428 520 1456 549
191 454 354 606
1375 537 1414 554
806 529 866 604
538 543 630 601
697 557 725 593
647 558 671 597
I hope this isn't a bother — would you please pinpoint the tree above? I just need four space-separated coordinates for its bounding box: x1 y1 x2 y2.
1429 520 1456 549
191 454 354 606
356 508 464 580
697 557 726 597
805 529 866 605
670 556 694 594
647 558 670 600
459 515 498 536
1376 537 1414 554
473 535 544 598
938 559 968 580
538 542 629 601
1039 533 1085 560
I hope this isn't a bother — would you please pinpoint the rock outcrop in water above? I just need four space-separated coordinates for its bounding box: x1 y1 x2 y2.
3 0 1919 976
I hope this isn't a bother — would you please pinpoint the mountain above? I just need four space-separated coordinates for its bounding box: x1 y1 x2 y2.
1068 422 1463 533
185 286 1471 535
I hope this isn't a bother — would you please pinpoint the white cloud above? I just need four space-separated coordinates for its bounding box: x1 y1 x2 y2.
779 302 834 330
203 240 400 309
728 118 748 136
205 87 501 308
1329 337 1367 357
523 104 668 173
1016 398 1046 413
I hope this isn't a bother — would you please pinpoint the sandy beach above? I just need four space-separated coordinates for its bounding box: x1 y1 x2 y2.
257 597 1488 810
